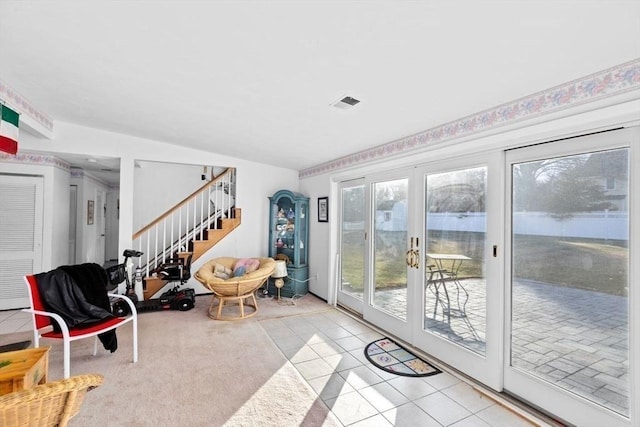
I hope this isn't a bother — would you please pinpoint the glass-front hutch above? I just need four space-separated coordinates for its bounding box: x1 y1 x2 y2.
268 190 309 297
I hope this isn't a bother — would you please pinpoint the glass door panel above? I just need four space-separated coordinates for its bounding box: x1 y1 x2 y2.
372 178 409 321
337 180 366 312
424 167 487 355
506 132 632 426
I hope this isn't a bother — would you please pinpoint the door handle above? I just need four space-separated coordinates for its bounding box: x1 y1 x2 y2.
406 237 414 267
406 237 420 269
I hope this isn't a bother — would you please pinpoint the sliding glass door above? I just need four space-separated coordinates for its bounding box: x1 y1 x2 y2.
505 129 634 426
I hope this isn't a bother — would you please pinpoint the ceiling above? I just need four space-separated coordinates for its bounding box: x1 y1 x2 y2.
1 1 639 175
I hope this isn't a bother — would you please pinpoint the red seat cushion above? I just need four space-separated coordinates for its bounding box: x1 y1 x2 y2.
41 316 129 339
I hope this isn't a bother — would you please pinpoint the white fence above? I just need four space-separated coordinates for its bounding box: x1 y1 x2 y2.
361 210 628 241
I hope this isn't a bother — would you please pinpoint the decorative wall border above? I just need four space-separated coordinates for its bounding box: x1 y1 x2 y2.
70 168 112 188
0 79 54 131
0 152 69 171
300 58 640 178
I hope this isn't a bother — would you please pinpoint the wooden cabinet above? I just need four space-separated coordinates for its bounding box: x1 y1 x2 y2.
268 190 309 297
0 347 49 395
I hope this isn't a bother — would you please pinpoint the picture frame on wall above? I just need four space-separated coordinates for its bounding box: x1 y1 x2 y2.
318 197 328 222
87 200 94 225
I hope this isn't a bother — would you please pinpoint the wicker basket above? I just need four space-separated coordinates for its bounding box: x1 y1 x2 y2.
0 374 104 427
194 257 275 320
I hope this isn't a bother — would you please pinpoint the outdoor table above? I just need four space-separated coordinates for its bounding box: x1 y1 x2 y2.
426 253 471 321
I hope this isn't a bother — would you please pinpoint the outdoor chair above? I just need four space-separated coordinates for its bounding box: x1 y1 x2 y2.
23 272 138 379
0 373 104 427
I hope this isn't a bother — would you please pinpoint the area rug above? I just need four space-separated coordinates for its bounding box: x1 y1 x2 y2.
0 293 341 426
365 337 441 377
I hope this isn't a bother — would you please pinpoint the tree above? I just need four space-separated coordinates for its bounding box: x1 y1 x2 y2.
427 168 486 213
513 152 618 220
545 163 614 220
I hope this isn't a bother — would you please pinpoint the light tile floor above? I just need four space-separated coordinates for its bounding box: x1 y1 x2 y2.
259 309 541 426
1 305 545 426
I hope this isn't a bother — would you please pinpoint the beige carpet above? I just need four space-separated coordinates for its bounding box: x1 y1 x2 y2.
1 293 342 426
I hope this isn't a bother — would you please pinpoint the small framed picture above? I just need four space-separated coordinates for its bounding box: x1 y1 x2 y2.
87 200 95 225
318 197 328 222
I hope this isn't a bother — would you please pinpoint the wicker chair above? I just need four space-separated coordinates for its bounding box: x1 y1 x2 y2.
0 373 104 427
194 257 275 320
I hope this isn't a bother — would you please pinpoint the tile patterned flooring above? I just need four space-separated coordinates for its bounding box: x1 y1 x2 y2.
1 306 542 426
259 309 541 426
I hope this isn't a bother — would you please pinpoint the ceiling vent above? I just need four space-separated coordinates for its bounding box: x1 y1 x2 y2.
331 95 360 110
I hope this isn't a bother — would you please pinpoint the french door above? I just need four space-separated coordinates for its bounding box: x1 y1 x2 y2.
504 129 635 426
413 154 502 388
363 171 414 342
337 157 502 384
336 172 415 342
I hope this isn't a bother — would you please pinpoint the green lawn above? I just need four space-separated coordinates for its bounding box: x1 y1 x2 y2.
512 235 628 296
341 230 628 296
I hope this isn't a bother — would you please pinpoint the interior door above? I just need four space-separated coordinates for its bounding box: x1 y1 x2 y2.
504 129 635 427
412 153 502 389
0 174 44 309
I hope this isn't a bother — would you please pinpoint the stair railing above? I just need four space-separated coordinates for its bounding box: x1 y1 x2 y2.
132 168 236 276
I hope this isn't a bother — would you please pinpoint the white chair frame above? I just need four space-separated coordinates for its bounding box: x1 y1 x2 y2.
22 276 138 379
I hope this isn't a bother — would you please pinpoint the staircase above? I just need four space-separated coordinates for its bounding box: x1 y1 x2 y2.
131 168 239 300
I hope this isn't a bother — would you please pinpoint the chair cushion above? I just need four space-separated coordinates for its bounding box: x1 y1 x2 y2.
41 316 129 339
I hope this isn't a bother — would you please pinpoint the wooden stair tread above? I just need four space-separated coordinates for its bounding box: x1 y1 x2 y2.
142 208 242 300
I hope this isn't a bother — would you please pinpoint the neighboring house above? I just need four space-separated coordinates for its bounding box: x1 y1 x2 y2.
583 149 630 212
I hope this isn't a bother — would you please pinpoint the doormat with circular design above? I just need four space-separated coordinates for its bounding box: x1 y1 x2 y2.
364 337 441 377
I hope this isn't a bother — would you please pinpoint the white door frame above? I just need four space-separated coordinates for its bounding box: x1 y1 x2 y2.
411 151 504 390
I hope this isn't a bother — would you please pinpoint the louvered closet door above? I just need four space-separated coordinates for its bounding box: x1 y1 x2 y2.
0 175 43 310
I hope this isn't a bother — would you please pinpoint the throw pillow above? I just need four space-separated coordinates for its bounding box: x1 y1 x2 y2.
244 258 260 273
233 265 246 277
213 263 232 280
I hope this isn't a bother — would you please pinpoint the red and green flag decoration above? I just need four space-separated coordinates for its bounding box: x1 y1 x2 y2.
0 104 20 155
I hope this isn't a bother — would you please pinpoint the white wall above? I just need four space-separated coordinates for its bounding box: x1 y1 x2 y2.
50 166 70 268
133 161 211 231
17 120 299 293
297 174 332 300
